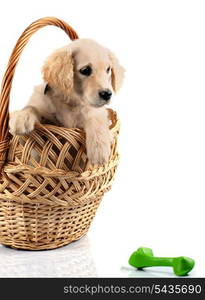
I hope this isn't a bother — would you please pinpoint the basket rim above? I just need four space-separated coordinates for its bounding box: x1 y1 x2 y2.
33 108 119 134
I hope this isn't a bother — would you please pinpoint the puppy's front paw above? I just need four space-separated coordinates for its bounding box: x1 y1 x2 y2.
87 139 111 166
9 110 38 136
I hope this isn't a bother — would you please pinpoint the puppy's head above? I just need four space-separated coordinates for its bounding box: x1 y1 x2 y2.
42 39 124 107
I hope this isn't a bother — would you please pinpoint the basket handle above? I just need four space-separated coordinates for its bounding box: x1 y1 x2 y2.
0 17 79 171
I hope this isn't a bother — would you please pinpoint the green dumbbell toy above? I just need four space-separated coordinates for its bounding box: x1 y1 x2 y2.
129 247 195 276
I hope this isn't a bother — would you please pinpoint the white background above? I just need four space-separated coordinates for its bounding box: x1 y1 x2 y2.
0 0 205 277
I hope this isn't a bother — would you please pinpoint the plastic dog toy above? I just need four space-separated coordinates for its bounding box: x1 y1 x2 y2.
128 247 195 276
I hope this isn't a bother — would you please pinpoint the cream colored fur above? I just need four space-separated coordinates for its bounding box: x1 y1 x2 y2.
9 39 124 165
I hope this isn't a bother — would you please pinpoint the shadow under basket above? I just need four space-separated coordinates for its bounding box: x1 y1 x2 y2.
0 17 120 250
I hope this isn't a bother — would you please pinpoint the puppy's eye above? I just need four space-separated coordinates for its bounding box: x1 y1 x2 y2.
79 66 92 76
106 66 111 73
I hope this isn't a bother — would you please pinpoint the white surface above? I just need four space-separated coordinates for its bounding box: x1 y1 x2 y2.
0 0 205 277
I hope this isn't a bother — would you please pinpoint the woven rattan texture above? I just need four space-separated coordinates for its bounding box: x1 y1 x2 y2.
0 17 120 250
0 111 119 250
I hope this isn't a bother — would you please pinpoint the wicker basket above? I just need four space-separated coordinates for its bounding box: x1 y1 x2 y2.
0 17 119 250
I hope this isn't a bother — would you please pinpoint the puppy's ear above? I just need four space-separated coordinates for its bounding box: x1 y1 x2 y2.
108 51 125 93
42 46 74 92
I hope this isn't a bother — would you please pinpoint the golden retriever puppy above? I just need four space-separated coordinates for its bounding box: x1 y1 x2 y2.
9 39 124 165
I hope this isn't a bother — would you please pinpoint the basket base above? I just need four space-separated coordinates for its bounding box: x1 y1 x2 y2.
0 231 88 251
0 196 103 250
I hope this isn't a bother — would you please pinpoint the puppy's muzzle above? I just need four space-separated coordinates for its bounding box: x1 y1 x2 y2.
99 89 112 102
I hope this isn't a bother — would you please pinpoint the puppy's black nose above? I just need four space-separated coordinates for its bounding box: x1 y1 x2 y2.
99 89 112 101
